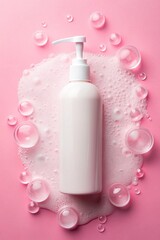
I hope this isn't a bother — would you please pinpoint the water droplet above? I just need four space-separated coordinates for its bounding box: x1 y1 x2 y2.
41 21 47 28
108 183 130 207
135 188 141 195
27 179 50 202
66 14 74 22
90 12 106 29
130 108 143 122
19 171 31 184
118 45 141 70
58 207 79 229
98 215 107 224
28 201 40 214
109 33 122 46
135 86 148 99
125 128 154 154
136 168 144 179
14 122 39 148
7 115 18 126
112 108 123 121
137 72 147 81
99 44 107 52
18 101 34 116
97 223 105 233
132 176 138 186
33 30 48 46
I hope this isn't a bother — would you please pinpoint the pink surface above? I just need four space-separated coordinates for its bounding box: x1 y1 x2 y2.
0 0 160 239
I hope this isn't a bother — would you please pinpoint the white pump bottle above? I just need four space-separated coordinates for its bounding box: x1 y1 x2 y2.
53 36 102 194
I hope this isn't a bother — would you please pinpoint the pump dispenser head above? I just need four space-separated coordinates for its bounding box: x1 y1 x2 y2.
52 36 90 81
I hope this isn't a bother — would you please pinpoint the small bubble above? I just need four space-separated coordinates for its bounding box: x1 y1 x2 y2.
41 21 47 28
98 215 107 224
130 108 143 122
19 170 31 184
135 86 148 99
97 223 105 233
14 122 39 148
135 188 141 195
122 148 132 157
118 45 141 70
99 44 107 52
28 201 40 214
136 168 144 179
66 14 74 22
23 69 30 76
18 101 34 116
108 183 130 207
90 12 106 29
132 176 138 186
137 72 147 81
33 30 48 46
7 115 18 126
27 179 50 202
109 33 122 46
58 207 79 230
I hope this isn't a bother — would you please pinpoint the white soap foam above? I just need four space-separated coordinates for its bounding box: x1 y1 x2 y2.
18 53 147 225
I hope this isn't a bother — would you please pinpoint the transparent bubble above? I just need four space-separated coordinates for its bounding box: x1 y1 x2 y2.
33 30 48 46
14 122 39 148
125 128 154 154
136 168 144 179
90 12 106 29
19 171 31 184
118 45 141 70
97 223 105 233
18 101 34 116
130 108 143 122
66 14 74 22
137 72 147 81
28 201 40 214
108 183 130 207
58 207 79 230
132 176 138 186
135 86 148 99
7 115 18 126
109 33 122 46
99 44 107 52
98 215 107 224
41 21 47 28
27 179 50 202
135 188 141 195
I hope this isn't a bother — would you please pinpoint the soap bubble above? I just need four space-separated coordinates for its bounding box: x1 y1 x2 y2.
27 179 50 202
109 33 122 46
97 223 105 233
14 122 39 148
58 207 79 230
108 183 130 207
19 171 31 184
136 168 144 179
33 30 48 46
130 108 143 122
118 45 141 70
98 215 107 224
137 72 147 81
7 115 18 126
28 201 40 214
18 101 34 116
135 86 148 99
125 128 154 154
90 12 106 29
99 44 107 52
66 14 74 22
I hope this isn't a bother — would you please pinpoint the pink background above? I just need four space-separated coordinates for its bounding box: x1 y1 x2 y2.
0 0 160 239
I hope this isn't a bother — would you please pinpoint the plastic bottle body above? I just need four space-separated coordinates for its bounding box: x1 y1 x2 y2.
59 81 102 194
